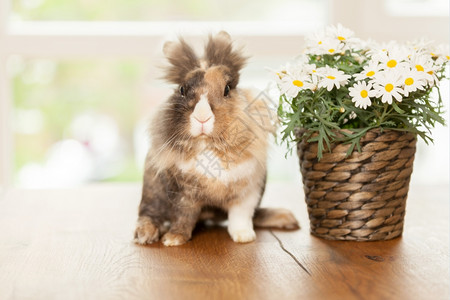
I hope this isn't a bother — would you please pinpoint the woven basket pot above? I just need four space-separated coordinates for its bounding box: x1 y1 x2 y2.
297 129 417 241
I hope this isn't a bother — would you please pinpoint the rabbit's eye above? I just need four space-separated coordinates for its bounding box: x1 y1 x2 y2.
179 86 185 97
224 85 231 97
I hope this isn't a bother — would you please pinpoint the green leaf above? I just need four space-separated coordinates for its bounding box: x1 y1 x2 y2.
391 101 405 114
276 47 448 159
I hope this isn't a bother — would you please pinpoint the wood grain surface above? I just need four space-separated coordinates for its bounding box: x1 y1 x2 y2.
0 183 448 300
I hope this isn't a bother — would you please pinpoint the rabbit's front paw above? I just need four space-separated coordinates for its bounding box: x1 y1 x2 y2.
134 216 160 245
229 228 256 243
161 232 189 247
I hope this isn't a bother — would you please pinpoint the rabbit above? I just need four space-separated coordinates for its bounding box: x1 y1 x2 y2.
134 31 299 247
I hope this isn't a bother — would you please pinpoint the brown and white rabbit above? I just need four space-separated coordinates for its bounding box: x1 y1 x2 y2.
134 31 299 246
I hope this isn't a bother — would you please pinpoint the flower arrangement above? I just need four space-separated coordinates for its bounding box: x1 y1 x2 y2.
275 24 448 159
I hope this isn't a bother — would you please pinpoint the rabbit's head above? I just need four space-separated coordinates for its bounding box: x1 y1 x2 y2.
161 31 248 139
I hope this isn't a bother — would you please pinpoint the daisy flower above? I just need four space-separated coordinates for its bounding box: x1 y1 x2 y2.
305 29 327 50
354 61 381 81
269 66 288 85
278 70 315 98
401 69 428 97
303 64 321 90
372 70 404 104
326 24 363 50
310 38 344 55
377 47 410 70
432 44 450 65
409 38 434 51
349 81 376 109
367 41 397 61
326 23 363 51
432 44 450 66
326 23 355 43
304 63 318 74
270 62 300 83
323 38 345 55
409 53 434 72
317 66 351 91
409 53 439 85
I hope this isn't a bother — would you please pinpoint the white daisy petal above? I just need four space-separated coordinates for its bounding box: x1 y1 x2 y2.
317 66 351 91
382 93 393 105
349 81 374 109
401 69 428 96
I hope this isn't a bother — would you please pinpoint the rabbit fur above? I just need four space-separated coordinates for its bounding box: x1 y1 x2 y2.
134 31 299 246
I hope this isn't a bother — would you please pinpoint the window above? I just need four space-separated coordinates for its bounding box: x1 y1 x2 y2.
1 0 328 187
384 0 449 16
12 0 327 22
11 58 156 187
1 0 448 188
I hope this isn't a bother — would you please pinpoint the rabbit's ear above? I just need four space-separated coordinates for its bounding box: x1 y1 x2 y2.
163 38 200 84
204 31 247 87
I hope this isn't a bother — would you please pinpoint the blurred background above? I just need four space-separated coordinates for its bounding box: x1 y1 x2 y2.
0 0 448 188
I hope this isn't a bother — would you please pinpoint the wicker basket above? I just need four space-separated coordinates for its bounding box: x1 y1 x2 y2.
297 129 416 241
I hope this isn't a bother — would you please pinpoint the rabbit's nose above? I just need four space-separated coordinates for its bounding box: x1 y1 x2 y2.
192 93 214 120
194 116 212 124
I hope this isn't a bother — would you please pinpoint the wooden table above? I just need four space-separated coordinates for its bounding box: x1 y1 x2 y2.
0 183 448 300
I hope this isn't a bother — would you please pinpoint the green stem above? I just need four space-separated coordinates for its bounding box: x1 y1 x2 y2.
378 103 389 126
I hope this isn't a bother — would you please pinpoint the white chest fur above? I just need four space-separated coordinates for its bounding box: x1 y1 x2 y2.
176 151 259 184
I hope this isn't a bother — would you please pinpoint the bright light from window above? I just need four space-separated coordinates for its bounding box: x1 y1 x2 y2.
9 57 159 187
384 0 449 16
11 0 328 23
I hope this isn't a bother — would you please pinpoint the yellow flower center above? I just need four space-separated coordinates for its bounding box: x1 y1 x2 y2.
328 49 335 54
327 76 336 80
278 71 288 79
339 107 345 113
318 41 322 45
431 52 436 56
293 80 304 87
337 36 346 41
385 83 394 92
446 55 450 60
366 71 375 77
405 78 414 86
415 65 424 71
312 70 316 73
387 59 397 68
428 70 434 75
360 90 368 98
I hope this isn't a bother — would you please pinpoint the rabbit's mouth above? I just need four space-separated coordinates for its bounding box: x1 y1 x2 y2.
189 93 215 137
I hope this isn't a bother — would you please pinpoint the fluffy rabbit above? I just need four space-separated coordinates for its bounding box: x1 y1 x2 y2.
134 31 299 246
